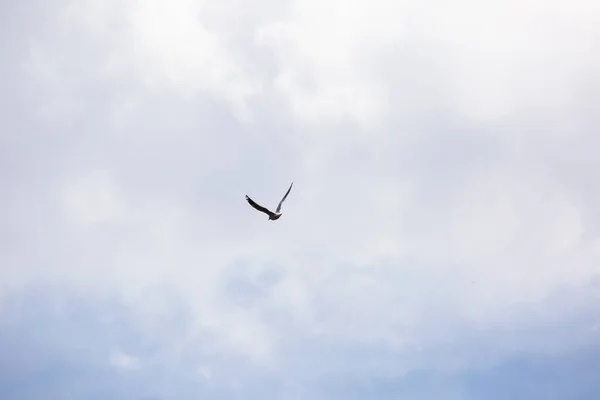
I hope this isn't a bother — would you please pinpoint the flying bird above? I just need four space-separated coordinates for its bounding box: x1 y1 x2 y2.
245 182 294 221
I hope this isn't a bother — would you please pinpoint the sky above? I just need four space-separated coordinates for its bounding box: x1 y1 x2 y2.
1 0 600 398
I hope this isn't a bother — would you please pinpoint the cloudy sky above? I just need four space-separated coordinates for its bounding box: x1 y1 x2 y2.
2 0 600 398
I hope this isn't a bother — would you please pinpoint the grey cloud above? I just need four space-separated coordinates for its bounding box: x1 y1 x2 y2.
1 281 599 399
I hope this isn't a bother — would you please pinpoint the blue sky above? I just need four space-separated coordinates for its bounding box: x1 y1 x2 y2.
2 0 600 399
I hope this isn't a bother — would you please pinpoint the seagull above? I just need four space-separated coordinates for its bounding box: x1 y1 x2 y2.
245 182 294 221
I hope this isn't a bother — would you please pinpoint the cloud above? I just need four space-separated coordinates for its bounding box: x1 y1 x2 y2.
110 350 141 372
2 0 600 398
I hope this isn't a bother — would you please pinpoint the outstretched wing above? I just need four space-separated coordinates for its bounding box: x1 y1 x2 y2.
246 195 276 217
276 182 294 213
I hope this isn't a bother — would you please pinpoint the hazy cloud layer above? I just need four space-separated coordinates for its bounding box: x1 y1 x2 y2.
2 0 600 398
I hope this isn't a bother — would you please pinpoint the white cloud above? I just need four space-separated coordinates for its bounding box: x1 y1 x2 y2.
59 0 262 121
60 169 125 225
5 0 600 393
109 349 140 372
255 0 397 125
197 365 212 380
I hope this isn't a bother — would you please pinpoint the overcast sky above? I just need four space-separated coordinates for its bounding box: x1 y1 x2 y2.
2 0 600 399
